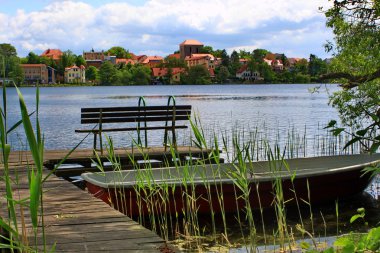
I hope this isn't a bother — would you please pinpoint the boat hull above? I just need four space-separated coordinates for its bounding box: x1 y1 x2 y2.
85 160 374 217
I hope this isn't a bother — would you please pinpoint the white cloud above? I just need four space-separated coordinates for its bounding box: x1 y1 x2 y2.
0 0 332 58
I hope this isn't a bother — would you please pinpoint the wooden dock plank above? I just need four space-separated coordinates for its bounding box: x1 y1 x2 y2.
1 162 172 252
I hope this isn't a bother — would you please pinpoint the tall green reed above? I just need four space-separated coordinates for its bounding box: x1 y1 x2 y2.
0 85 53 252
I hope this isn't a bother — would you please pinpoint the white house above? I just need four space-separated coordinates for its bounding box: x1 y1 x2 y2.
64 65 86 83
236 64 261 81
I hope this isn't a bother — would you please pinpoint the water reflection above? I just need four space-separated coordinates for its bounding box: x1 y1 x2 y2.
5 84 340 151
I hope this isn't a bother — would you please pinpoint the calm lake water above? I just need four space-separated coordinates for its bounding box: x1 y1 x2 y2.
5 84 339 152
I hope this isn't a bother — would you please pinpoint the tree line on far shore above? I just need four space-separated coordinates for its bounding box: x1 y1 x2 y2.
0 43 328 85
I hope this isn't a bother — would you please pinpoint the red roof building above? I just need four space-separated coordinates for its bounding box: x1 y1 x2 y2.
116 58 136 65
40 49 63 62
167 53 181 59
151 67 185 84
180 39 204 59
139 56 164 67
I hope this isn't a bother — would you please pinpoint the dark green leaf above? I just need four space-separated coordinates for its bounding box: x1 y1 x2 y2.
331 128 345 136
370 142 380 153
6 111 35 134
343 137 361 150
324 120 337 129
356 129 368 137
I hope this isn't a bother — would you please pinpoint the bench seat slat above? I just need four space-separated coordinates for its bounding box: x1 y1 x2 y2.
75 125 188 133
81 105 191 113
81 115 189 124
81 110 191 119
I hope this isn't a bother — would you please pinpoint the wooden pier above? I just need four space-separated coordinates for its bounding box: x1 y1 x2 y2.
0 148 187 252
7 146 217 178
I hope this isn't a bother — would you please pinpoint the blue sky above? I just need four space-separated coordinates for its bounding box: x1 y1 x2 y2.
0 0 333 58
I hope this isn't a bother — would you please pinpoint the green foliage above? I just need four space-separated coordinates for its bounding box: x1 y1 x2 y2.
220 49 230 67
199 45 214 54
350 207 366 224
252 49 270 63
130 65 151 85
308 54 327 77
160 56 186 68
106 46 131 59
322 1 380 153
332 227 380 252
0 44 23 84
182 65 211 84
8 58 24 85
258 62 275 82
56 50 76 76
99 61 117 85
0 43 17 58
75 55 86 67
85 66 99 82
26 52 43 64
216 65 230 83
229 50 240 75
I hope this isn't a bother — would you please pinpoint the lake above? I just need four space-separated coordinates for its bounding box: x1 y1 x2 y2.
5 84 340 152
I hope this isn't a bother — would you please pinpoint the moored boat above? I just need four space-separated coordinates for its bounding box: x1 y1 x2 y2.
82 154 380 217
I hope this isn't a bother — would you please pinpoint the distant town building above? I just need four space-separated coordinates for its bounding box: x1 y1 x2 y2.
179 39 204 59
185 54 216 69
83 49 105 68
236 64 261 81
104 55 117 65
64 64 86 83
139 56 164 67
40 49 63 63
20 64 56 84
263 58 284 72
151 67 185 84
239 58 249 65
167 53 181 59
116 58 136 65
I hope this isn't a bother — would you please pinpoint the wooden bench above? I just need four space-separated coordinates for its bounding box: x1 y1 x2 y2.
75 103 192 154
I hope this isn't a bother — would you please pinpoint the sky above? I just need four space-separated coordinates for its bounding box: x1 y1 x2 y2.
0 0 333 59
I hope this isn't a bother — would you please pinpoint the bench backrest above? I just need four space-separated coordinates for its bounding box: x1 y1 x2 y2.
80 105 192 124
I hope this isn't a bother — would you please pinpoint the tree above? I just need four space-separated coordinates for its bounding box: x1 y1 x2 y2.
308 54 327 77
238 49 251 59
160 57 186 68
106 46 131 59
75 55 86 67
99 61 117 85
220 49 230 67
130 65 151 85
26 52 42 64
200 45 214 54
293 59 308 75
57 50 76 76
8 57 24 84
216 66 230 83
321 1 380 152
182 65 211 84
0 44 17 58
258 62 275 83
252 49 269 63
0 43 19 79
229 50 240 75
86 66 99 83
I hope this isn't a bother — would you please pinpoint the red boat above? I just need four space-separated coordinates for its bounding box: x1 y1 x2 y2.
82 154 380 217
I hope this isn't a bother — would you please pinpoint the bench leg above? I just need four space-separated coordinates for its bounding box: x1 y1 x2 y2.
93 133 97 155
99 133 103 155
